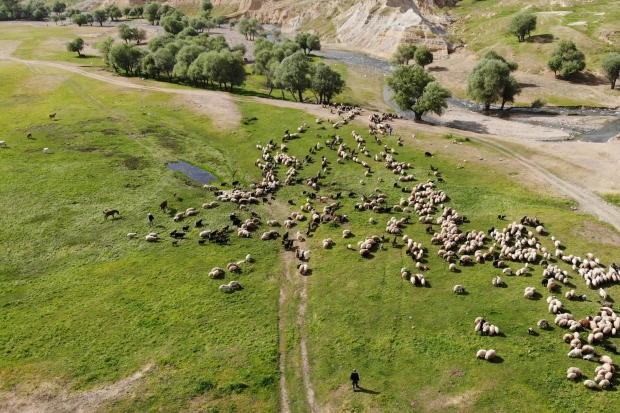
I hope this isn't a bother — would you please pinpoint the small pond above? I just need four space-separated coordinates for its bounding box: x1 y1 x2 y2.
166 161 218 184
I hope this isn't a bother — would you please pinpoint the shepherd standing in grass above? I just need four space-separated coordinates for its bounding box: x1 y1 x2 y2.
350 369 360 391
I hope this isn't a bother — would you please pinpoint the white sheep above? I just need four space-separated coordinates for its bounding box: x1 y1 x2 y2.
492 276 502 287
127 233 137 238
297 263 308 275
449 263 456 272
342 229 351 238
246 254 252 262
219 284 233 293
524 287 536 299
0 141 7 147
43 147 51 153
599 288 609 300
584 380 597 389
484 349 496 361
476 349 486 359
453 284 465 294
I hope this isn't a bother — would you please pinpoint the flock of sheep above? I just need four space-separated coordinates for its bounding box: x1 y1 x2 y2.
112 104 620 389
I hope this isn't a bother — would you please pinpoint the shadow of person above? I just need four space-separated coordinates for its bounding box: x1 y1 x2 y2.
356 387 380 395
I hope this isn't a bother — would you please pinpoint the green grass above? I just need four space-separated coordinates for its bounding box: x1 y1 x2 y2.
600 193 620 208
2 28 620 412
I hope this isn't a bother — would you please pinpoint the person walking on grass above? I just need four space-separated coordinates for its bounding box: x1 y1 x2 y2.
350 368 360 391
148 212 154 227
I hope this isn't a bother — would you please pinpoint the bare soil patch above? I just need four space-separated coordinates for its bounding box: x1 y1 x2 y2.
171 93 241 132
0 364 153 413
572 220 620 247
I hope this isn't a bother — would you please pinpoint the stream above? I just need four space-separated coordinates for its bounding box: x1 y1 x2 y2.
314 49 620 142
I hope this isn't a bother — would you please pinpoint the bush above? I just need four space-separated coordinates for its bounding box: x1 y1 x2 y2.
531 98 547 108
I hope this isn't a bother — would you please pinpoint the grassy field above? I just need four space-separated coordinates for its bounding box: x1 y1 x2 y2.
2 21 620 413
450 0 620 72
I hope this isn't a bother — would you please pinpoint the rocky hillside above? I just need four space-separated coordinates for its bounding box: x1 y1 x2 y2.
209 0 460 58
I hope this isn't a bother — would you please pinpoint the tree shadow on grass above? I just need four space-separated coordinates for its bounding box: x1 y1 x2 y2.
527 34 554 43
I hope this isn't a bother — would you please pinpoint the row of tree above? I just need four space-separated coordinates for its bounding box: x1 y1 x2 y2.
86 24 344 102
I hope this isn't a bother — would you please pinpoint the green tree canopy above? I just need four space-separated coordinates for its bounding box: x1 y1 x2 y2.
105 4 122 21
51 1 65 14
72 13 88 26
466 53 521 110
482 50 518 71
508 12 537 42
92 9 107 26
143 2 160 24
275 51 311 102
414 46 433 68
391 44 417 65
66 36 84 56
547 39 586 79
109 43 144 75
387 64 450 120
310 62 345 104
93 35 114 65
601 53 620 89
161 15 185 35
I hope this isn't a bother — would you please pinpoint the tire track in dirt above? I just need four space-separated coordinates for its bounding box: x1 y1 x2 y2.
279 237 318 413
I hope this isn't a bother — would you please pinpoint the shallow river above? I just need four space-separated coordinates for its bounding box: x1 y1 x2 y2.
314 49 620 142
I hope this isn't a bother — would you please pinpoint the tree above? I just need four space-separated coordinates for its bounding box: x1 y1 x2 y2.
105 5 122 21
500 75 521 110
294 32 319 55
414 46 433 68
109 43 144 75
143 2 160 24
117 23 132 43
200 0 212 18
51 15 59 24
122 6 131 18
231 43 246 56
391 43 417 65
153 47 176 78
466 54 521 110
92 9 107 26
51 1 65 14
387 65 450 120
508 12 537 42
93 35 114 65
189 17 207 32
86 13 93 25
245 18 263 40
130 5 143 18
213 15 225 28
1 0 20 19
547 39 586 79
601 53 620 89
148 33 176 52
72 13 88 26
311 62 345 104
483 50 518 71
173 44 204 79
66 37 84 56
237 18 250 40
306 34 321 55
161 15 185 35
275 51 312 101
134 28 147 45
414 81 451 117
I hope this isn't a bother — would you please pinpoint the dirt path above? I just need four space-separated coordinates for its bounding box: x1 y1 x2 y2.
278 237 319 413
0 364 153 413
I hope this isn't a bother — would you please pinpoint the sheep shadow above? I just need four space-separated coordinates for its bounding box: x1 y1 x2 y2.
489 356 505 363
530 292 543 301
454 291 470 296
301 269 314 276
528 331 540 337
450 268 462 274
498 282 509 289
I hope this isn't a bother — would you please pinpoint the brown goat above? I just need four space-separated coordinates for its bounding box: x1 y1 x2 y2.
49 113 56 120
103 209 120 220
